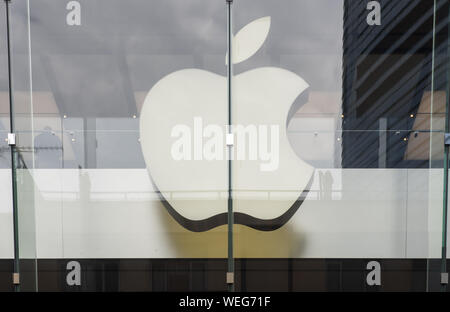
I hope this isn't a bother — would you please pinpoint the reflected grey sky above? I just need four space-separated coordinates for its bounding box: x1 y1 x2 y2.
23 0 343 117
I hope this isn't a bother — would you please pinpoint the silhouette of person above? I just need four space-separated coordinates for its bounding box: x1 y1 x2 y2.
34 126 63 168
319 170 334 200
323 170 334 200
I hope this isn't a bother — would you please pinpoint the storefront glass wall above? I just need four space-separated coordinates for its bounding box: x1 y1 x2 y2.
0 0 449 291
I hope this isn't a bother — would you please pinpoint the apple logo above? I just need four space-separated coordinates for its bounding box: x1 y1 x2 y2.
140 16 314 232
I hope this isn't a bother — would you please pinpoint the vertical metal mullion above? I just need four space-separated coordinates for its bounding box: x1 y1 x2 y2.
5 0 20 292
427 0 438 293
441 0 450 293
226 0 234 293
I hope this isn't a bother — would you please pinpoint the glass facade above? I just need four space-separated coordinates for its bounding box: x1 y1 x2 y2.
0 0 450 292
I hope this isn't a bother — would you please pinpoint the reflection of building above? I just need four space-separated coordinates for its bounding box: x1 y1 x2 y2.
342 0 447 168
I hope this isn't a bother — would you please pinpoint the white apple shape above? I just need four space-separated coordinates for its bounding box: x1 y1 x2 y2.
140 16 314 231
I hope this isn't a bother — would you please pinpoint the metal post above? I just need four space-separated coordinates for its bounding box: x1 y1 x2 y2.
226 0 234 292
427 0 438 292
442 144 448 292
4 0 20 292
440 0 450 293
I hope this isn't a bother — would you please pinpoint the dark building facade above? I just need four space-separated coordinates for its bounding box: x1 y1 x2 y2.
342 0 448 168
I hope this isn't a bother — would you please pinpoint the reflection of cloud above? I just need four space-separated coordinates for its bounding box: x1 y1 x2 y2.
234 0 343 92
23 0 343 118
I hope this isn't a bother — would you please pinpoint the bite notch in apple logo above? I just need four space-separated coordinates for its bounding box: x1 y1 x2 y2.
140 16 314 232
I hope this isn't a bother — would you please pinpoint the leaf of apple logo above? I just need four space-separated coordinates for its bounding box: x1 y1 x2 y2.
140 16 314 232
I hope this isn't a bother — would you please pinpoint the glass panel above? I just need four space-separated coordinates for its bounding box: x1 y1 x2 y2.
230 0 447 291
27 0 228 291
428 0 450 292
0 0 13 293
232 0 345 291
2 0 38 291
